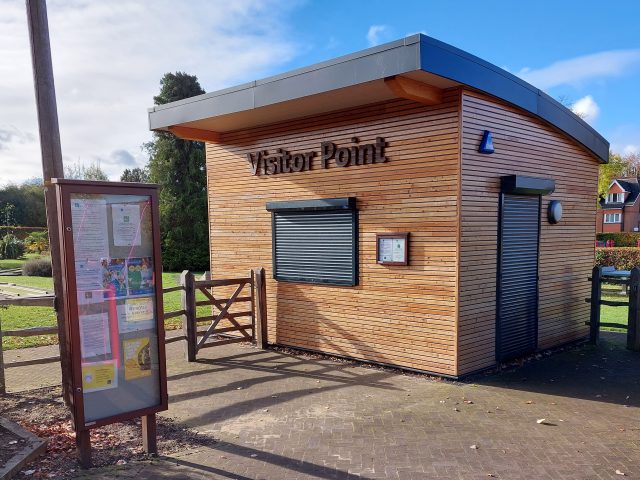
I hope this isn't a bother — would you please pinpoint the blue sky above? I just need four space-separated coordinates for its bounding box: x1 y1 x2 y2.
282 0 640 155
1 0 639 184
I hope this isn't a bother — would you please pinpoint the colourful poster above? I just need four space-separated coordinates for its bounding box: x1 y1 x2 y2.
102 258 127 298
82 361 117 392
123 337 152 381
127 257 153 296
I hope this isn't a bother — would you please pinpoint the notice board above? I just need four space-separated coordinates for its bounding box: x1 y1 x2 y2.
53 179 167 431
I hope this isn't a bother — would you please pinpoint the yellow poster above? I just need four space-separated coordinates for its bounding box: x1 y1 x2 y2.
125 297 154 322
82 361 117 392
123 337 152 380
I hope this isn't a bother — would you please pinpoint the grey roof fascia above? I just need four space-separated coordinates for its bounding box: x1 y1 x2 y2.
147 34 609 163
147 37 421 131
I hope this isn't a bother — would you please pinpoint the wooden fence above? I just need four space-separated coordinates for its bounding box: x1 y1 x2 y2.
0 268 267 394
586 265 640 351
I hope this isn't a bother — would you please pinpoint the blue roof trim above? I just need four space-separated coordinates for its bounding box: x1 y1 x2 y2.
418 36 608 162
147 34 609 163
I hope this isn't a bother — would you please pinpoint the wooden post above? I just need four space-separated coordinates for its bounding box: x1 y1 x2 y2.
142 414 157 455
180 271 196 361
254 267 268 349
627 267 640 351
250 269 256 343
76 430 91 469
25 0 71 405
590 266 602 345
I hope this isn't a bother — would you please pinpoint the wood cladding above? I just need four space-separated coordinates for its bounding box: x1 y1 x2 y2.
204 87 600 377
457 90 600 375
207 92 461 376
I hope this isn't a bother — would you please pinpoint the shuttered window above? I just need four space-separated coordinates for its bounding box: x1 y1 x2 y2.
266 198 358 286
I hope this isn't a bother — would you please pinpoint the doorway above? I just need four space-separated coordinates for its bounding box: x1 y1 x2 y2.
496 193 541 361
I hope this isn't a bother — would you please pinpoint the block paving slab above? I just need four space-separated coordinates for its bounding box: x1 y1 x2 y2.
3 332 639 479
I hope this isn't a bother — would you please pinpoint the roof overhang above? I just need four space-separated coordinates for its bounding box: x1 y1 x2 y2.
148 34 609 163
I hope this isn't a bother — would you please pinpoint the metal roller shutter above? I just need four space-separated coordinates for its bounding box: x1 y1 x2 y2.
497 194 540 361
273 210 358 286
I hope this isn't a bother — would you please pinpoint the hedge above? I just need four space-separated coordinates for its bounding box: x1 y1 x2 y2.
595 247 640 270
0 226 47 241
596 232 640 247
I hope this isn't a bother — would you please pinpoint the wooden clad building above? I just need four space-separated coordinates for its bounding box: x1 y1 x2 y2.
147 35 609 377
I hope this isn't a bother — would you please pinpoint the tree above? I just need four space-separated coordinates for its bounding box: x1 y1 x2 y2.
0 181 46 226
557 95 587 120
144 72 209 271
65 161 109 181
120 167 150 183
598 152 634 201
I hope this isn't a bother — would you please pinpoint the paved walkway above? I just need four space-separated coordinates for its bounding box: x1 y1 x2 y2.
4 333 640 479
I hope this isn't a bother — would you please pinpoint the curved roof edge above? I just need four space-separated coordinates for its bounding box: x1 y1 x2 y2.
148 34 609 163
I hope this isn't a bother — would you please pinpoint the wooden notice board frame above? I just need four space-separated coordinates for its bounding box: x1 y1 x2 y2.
53 179 168 466
376 232 409 266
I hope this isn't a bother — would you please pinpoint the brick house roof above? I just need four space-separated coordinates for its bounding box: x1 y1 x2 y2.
601 178 640 208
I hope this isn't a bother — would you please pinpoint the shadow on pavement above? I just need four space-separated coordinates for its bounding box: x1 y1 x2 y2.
472 332 640 407
170 439 374 480
170 350 402 428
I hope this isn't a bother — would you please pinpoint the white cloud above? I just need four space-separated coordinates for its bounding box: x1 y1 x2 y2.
0 0 300 185
366 25 391 47
571 95 600 124
607 124 640 156
516 49 640 90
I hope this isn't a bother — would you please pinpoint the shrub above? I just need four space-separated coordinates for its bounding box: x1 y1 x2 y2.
24 231 49 254
595 247 640 270
596 232 640 247
0 234 25 260
0 226 47 241
22 257 53 277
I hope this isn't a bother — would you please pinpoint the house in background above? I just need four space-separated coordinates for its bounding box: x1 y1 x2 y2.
597 178 640 232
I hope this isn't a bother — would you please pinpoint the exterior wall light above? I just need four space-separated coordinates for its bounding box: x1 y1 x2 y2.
548 200 563 224
478 130 495 154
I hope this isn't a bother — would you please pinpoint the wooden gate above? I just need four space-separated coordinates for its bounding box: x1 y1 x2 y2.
181 267 267 361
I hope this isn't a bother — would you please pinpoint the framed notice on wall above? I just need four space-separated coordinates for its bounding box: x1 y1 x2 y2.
53 179 167 433
376 233 409 266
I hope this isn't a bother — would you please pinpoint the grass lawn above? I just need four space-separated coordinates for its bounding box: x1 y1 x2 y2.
0 271 212 350
600 284 630 332
0 253 46 270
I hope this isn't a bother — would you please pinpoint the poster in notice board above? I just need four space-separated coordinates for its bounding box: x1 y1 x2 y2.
376 233 409 266
54 180 167 431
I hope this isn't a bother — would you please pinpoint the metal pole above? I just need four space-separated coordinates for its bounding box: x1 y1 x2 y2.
25 0 70 404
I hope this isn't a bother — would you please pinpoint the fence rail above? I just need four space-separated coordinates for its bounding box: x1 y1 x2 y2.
585 266 640 351
0 268 268 394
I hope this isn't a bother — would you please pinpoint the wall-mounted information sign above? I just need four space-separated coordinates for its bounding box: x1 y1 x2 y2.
53 179 167 442
376 233 409 266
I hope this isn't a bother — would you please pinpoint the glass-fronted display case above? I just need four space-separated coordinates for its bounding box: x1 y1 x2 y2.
54 180 167 431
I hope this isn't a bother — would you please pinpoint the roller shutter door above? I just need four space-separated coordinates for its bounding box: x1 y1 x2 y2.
497 194 540 361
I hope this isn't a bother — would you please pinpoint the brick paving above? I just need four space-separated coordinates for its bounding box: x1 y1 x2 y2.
4 332 640 479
